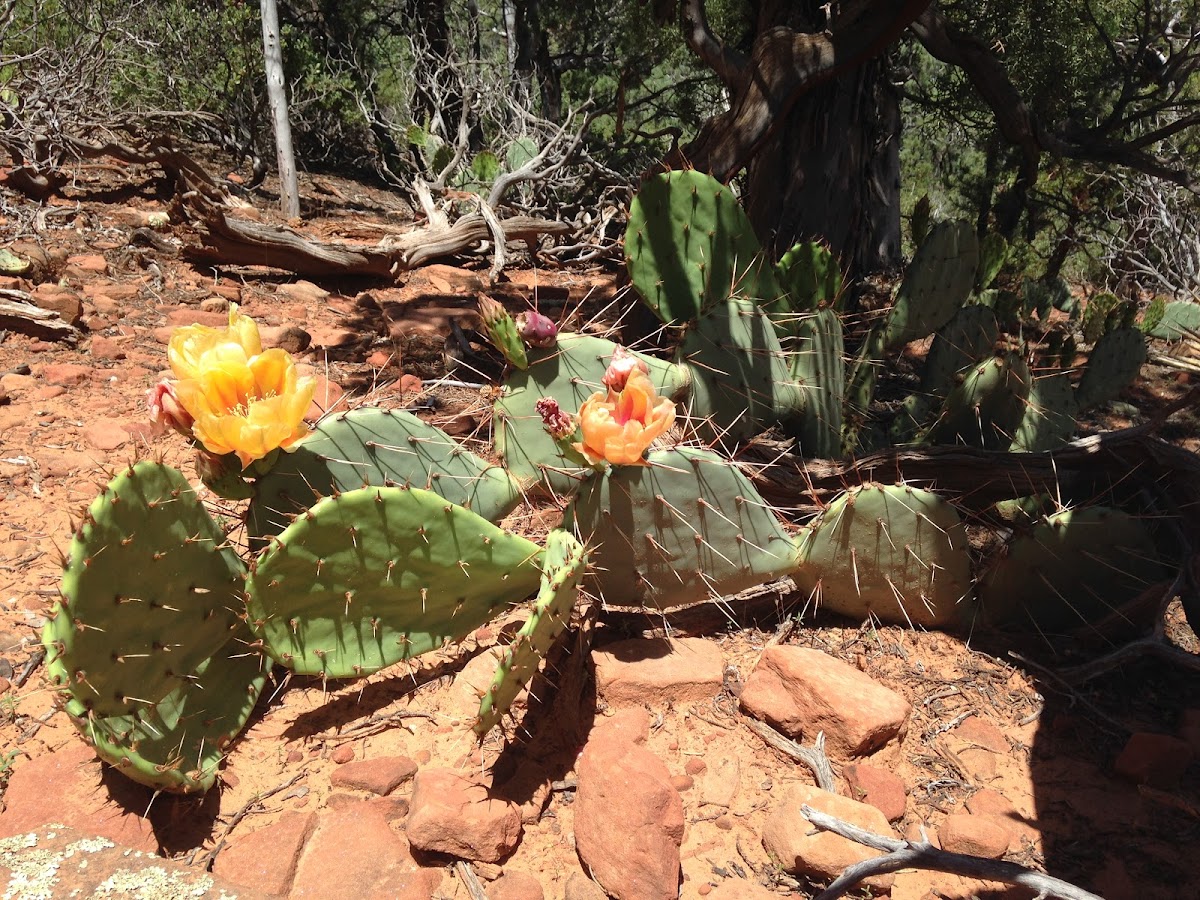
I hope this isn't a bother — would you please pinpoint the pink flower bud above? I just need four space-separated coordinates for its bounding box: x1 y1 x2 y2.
516 310 558 348
602 346 650 392
147 379 195 438
536 396 577 439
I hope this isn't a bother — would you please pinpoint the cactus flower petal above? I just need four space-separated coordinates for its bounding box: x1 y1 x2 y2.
575 370 675 465
166 306 314 467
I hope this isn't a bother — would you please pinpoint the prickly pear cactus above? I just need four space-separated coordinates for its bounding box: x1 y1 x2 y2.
976 232 1009 291
774 241 842 315
1008 371 1079 452
479 296 529 369
793 484 975 629
1082 292 1121 343
925 352 1031 451
626 170 780 323
922 306 1000 396
45 461 246 718
248 407 524 543
474 529 588 738
679 297 806 444
566 446 798 610
1145 299 1200 341
884 220 980 350
245 486 544 678
43 460 263 793
790 307 845 458
1075 327 1146 410
979 506 1165 630
494 332 689 496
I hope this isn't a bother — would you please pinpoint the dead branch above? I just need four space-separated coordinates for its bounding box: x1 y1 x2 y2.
801 805 1103 900
0 292 80 343
745 720 837 792
180 191 569 279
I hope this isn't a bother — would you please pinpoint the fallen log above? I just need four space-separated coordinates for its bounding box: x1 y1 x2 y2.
181 194 571 279
0 291 80 343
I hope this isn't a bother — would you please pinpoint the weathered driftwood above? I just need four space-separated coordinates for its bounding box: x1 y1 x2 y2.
180 196 571 279
0 291 79 343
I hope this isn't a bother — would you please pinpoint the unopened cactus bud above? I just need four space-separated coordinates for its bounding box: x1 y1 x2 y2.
536 397 576 440
147 379 195 438
602 345 650 392
478 294 509 328
516 310 557 348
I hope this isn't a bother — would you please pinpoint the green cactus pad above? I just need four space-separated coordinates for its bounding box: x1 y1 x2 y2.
494 332 688 496
44 461 246 720
979 506 1165 630
1146 300 1200 341
794 484 975 629
976 232 1009 291
474 529 587 738
248 408 523 544
790 308 845 458
921 305 1000 396
1075 327 1146 410
774 241 842 315
47 625 265 794
626 170 779 323
925 352 1031 450
1082 292 1121 343
246 486 543 678
885 220 980 349
566 446 798 610
679 297 806 444
1008 372 1079 452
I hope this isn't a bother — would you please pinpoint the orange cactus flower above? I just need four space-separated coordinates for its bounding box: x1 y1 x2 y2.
575 369 675 466
166 305 315 468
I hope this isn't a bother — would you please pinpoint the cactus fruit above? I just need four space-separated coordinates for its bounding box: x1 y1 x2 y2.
43 460 263 793
566 446 798 610
245 486 544 678
979 506 1165 630
678 297 806 444
248 407 523 543
625 169 779 323
793 484 974 628
479 295 529 369
474 529 588 738
884 220 980 350
790 307 845 457
1075 327 1147 410
44 461 247 719
924 352 1032 450
494 332 689 495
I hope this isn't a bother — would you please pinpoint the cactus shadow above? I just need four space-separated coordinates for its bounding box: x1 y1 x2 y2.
96 765 223 855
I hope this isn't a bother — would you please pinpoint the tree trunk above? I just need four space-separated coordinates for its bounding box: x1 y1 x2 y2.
744 56 902 273
260 0 300 218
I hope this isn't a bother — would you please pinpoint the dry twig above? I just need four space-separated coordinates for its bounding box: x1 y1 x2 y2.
800 805 1102 900
744 719 837 792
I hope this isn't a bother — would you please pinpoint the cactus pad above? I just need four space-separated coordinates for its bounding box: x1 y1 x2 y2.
790 307 845 458
885 220 980 349
566 446 798 609
1008 372 1078 452
1075 327 1147 410
774 241 842 315
979 506 1164 630
678 297 806 444
1145 300 1200 341
921 305 1000 396
926 352 1031 450
245 486 543 678
494 332 688 496
48 627 265 793
794 484 974 629
626 170 779 323
44 461 247 720
248 408 523 543
474 529 587 738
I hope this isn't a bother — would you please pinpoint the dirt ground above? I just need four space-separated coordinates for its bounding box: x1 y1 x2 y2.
1 161 1199 899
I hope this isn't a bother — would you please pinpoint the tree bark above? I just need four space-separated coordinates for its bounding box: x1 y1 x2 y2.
674 0 927 274
260 0 300 218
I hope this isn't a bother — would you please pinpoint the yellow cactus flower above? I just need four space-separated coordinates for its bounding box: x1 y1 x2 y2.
166 305 314 467
575 369 675 466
